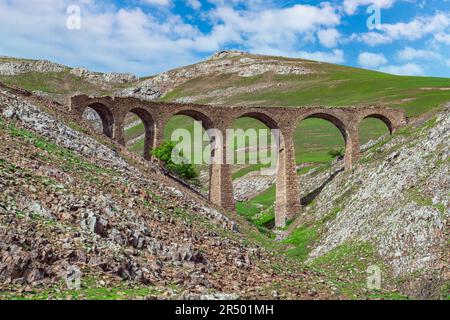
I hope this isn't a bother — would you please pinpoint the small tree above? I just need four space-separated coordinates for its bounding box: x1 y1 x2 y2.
152 142 199 181
328 147 344 160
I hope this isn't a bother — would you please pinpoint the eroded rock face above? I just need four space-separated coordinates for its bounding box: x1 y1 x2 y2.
0 60 67 76
122 51 312 101
119 85 162 101
1 90 285 297
210 51 246 60
298 107 449 298
233 171 276 202
70 67 138 85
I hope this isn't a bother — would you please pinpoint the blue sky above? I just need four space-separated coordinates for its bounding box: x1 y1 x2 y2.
0 0 449 77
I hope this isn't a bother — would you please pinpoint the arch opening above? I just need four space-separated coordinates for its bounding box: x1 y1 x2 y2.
122 108 155 160
294 114 347 206
295 114 348 167
162 111 216 197
232 115 280 230
82 103 114 138
359 115 393 148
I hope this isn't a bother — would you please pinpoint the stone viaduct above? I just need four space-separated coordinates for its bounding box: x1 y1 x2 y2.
70 95 407 227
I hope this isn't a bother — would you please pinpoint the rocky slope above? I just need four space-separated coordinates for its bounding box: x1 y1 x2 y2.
285 107 449 299
0 57 137 86
120 51 312 101
0 85 337 300
0 59 67 76
0 56 140 105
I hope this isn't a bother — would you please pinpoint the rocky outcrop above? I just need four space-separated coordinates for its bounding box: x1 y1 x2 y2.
0 58 138 88
0 59 67 75
0 89 336 299
70 67 138 85
122 51 312 100
210 51 246 60
174 83 278 105
291 106 450 298
119 84 162 101
233 171 276 202
0 90 251 294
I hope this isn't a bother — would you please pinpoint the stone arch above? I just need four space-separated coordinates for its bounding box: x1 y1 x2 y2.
361 113 394 134
168 109 217 165
303 112 349 142
124 107 155 160
162 108 220 202
70 95 408 225
231 111 280 168
84 103 114 138
234 111 280 130
232 111 301 228
297 112 353 168
173 109 215 131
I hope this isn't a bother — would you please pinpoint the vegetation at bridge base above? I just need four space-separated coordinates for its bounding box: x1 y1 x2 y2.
152 141 200 184
283 224 319 261
236 184 276 231
328 147 345 160
308 241 409 300
441 282 450 300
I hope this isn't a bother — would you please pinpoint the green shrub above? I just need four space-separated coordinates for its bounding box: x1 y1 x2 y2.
152 142 199 182
328 147 344 159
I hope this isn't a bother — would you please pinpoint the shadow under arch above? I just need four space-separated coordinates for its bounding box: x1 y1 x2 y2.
126 107 155 160
84 103 114 138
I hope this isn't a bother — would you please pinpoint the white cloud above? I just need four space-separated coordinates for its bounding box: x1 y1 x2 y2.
353 12 450 46
318 29 341 48
397 47 441 61
343 0 397 15
446 60 450 67
186 0 202 10
381 13 450 40
351 32 393 46
434 33 450 44
141 0 172 6
358 52 388 68
202 3 341 54
296 49 345 64
0 0 345 76
209 3 340 36
379 63 424 76
357 50 428 76
0 1 204 75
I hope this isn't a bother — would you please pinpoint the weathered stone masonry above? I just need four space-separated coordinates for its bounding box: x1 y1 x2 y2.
71 95 407 227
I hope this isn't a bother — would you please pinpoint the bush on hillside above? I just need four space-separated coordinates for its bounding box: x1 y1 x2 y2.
152 142 199 182
328 147 345 160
